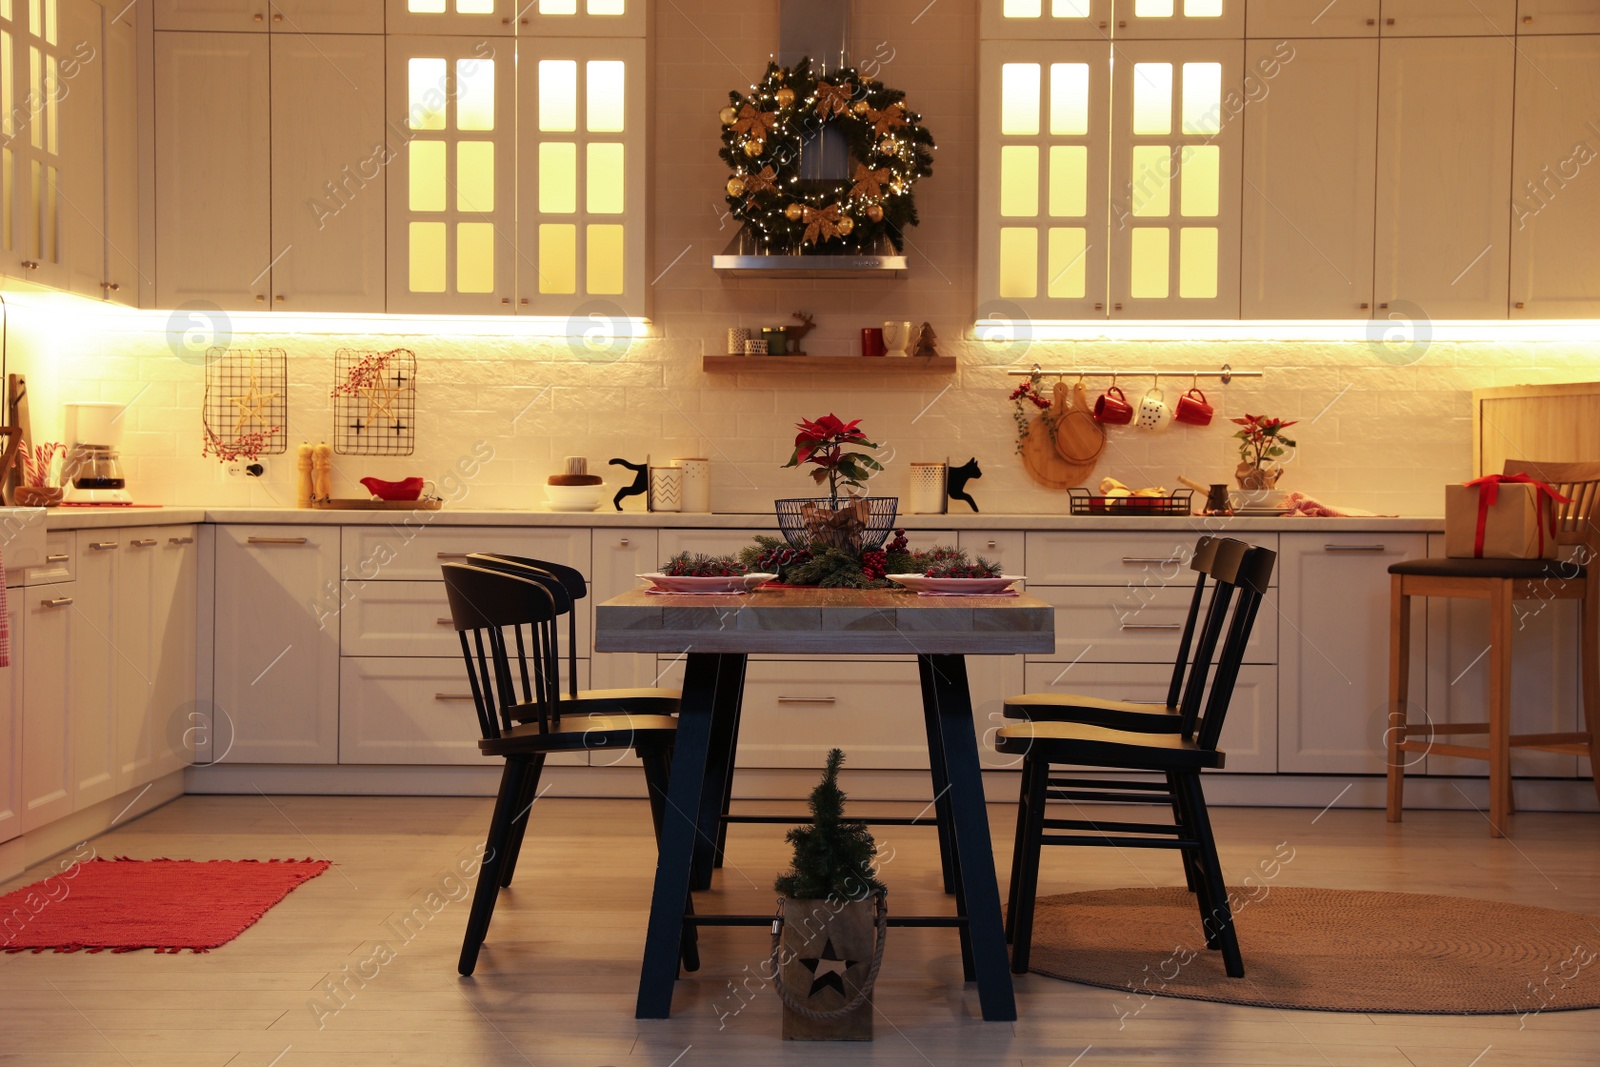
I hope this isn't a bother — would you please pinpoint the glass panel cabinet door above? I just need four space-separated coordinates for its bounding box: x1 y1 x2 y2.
385 0 517 36
1107 40 1242 317
519 0 643 36
979 0 1113 41
1112 0 1244 40
516 35 645 316
386 34 516 313
977 40 1111 320
2 0 78 290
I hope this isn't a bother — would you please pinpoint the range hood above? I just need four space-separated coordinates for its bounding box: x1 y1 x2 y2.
712 0 909 278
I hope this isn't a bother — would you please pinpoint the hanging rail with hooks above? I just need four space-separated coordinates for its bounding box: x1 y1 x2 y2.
1006 363 1262 385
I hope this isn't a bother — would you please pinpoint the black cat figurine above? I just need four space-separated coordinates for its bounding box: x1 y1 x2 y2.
947 457 982 513
610 458 649 510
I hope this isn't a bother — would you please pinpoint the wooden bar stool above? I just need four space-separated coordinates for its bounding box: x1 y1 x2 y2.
1387 460 1600 837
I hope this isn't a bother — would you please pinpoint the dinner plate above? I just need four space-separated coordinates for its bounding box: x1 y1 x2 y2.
1231 507 1296 517
636 572 776 593
885 574 1024 595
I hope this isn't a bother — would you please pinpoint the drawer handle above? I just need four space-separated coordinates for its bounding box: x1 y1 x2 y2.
248 537 308 545
437 552 471 560
45 553 70 563
986 540 997 550
1324 544 1386 552
89 541 119 550
1122 557 1182 565
437 617 456 626
777 696 838 705
131 538 158 547
619 538 630 547
169 536 195 545
42 596 74 608
434 693 476 702
1120 623 1181 631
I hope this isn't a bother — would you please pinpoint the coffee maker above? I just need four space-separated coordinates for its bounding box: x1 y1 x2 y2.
63 401 132 505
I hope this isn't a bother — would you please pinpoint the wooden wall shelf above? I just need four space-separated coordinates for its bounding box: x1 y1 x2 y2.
702 356 956 373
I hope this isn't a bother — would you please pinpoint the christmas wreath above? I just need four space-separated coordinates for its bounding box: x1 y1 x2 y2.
719 57 936 255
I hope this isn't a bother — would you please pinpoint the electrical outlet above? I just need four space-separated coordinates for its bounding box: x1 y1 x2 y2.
225 461 267 479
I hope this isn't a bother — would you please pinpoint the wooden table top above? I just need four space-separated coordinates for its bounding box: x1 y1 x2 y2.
594 586 1055 655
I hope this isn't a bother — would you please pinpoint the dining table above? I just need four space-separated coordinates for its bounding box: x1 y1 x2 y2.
594 584 1055 1021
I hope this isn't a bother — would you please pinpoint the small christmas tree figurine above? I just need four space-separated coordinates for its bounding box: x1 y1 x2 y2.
775 749 885 901
911 322 941 359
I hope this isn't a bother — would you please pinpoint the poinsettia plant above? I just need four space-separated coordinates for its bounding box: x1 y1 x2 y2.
784 413 883 503
1232 413 1297 472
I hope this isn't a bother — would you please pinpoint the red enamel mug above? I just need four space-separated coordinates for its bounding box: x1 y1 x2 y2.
1174 387 1214 426
1093 385 1134 425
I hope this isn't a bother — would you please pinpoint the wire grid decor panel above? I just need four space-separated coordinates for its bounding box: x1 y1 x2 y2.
332 348 417 456
201 347 288 461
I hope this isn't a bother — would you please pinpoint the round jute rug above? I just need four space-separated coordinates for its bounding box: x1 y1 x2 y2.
1026 887 1600 1015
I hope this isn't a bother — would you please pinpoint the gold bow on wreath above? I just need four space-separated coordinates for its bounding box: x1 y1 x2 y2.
813 80 854 119
800 203 844 246
733 103 777 144
743 165 779 196
868 106 906 138
800 498 871 553
849 163 890 201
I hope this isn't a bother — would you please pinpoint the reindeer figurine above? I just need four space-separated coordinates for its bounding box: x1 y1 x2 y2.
787 311 816 355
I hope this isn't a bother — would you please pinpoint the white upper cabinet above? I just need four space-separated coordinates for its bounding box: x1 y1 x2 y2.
154 32 271 308
1 0 77 289
1379 0 1517 35
270 34 387 312
1107 39 1243 317
386 0 642 35
154 0 383 33
1113 0 1243 39
1509 35 1600 317
1242 39 1378 318
982 0 1113 38
103 2 140 304
981 0 1241 39
1246 0 1379 37
55 0 105 300
1517 0 1600 33
1375 37 1514 319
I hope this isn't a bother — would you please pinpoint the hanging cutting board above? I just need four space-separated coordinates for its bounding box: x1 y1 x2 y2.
1020 411 1094 489
1053 380 1106 465
5 374 30 505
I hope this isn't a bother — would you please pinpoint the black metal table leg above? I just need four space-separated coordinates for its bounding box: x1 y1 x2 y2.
918 657 960 897
692 653 747 889
920 653 1018 1022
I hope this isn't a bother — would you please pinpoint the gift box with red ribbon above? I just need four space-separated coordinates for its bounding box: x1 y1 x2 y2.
1444 474 1570 560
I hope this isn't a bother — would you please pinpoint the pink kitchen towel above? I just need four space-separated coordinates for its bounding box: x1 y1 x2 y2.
0 546 9 668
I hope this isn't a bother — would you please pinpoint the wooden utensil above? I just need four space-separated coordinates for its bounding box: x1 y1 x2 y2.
1021 412 1095 489
1054 380 1106 464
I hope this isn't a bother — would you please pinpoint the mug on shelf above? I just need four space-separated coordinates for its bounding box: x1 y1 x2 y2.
762 326 789 356
1174 387 1214 426
861 327 886 358
1136 386 1173 431
1093 385 1134 425
883 320 913 358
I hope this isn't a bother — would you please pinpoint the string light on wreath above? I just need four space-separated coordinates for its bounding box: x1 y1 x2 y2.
719 56 936 255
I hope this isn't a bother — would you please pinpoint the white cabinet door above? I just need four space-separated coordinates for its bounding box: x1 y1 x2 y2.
980 0 1113 40
1277 533 1427 775
70 536 117 808
1247 0 1379 37
588 528 660 690
270 0 384 33
56 0 105 300
1516 0 1600 33
154 32 271 308
1509 36 1600 318
1422 533 1579 778
112 534 158 792
1241 39 1378 318
1375 37 1513 319
270 34 386 312
103 2 139 305
0 593 23 843
1380 0 1516 35
154 0 270 31
150 530 198 777
1113 0 1244 39
213 526 340 763
22 582 74 829
385 0 517 36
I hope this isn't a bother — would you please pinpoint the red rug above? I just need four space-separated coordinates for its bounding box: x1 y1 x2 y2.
1 857 331 954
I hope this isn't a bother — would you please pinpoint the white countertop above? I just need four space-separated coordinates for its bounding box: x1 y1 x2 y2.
40 505 1445 533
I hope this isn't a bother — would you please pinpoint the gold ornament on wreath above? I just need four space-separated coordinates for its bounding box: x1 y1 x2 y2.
719 56 936 255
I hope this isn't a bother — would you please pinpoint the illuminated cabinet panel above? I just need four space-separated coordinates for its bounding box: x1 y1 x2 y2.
1508 35 1600 317
385 34 516 313
1516 0 1600 33
1107 40 1242 317
979 0 1112 40
154 32 272 307
516 37 645 316
977 42 1110 319
271 34 386 312
1113 0 1243 39
1246 0 1379 37
384 0 516 35
1379 0 1516 36
1375 37 1513 319
1241 39 1378 318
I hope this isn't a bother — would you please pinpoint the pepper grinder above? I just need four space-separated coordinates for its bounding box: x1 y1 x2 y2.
296 444 314 508
312 443 333 503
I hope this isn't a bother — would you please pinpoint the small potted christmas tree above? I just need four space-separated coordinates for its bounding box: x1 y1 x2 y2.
772 749 887 1041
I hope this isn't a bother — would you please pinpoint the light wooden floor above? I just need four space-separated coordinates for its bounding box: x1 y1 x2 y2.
2 793 1598 1066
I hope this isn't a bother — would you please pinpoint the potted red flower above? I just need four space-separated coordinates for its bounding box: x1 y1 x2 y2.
777 414 895 552
1232 413 1297 490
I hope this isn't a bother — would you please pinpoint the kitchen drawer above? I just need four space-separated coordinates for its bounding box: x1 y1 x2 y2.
339 657 586 766
342 578 594 670
25 531 76 586
1026 532 1278 587
1030 585 1277 664
958 531 1024 573
1018 662 1278 774
655 657 930 770
341 526 590 583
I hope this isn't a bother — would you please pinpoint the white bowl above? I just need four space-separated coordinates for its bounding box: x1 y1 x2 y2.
544 483 606 512
1230 488 1288 511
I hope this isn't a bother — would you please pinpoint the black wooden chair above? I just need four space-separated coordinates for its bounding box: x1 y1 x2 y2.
997 542 1277 979
441 562 693 976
